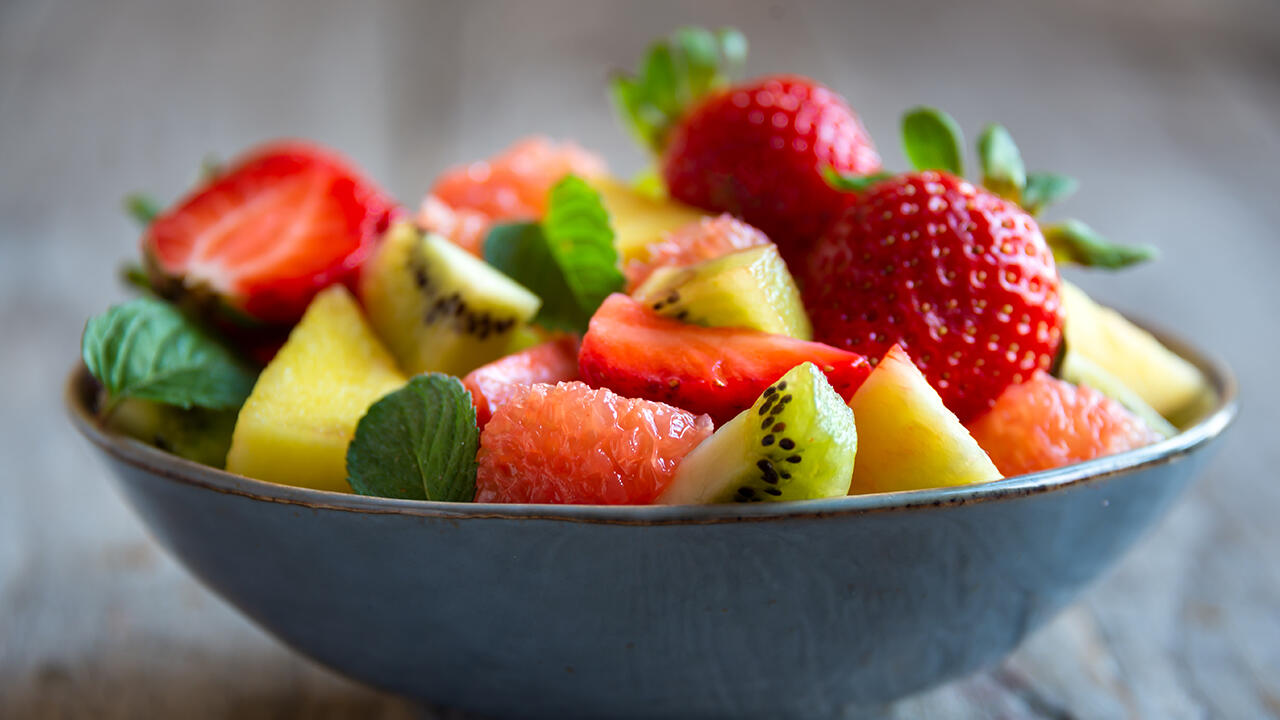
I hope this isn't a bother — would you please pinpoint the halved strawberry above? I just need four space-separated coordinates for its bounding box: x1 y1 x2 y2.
463 336 581 428
144 141 396 326
579 294 871 424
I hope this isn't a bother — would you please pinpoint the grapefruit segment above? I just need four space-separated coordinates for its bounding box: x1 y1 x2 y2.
475 381 714 504
463 336 581 428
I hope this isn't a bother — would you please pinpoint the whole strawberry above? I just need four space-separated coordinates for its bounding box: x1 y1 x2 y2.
804 170 1062 422
612 28 881 266
805 107 1155 421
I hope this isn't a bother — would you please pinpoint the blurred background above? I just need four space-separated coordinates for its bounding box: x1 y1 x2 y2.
2 0 1277 717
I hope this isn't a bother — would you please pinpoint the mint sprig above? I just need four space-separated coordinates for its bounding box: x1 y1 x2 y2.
485 175 623 334
82 297 257 416
611 26 747 153
346 374 479 502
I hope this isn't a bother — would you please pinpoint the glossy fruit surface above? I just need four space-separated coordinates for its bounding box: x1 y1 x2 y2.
968 371 1161 477
804 170 1063 422
623 214 770 291
579 294 870 424
144 141 396 326
475 381 713 504
432 137 606 222
462 336 580 428
661 75 880 264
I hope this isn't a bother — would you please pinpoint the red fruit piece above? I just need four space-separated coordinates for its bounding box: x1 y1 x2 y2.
432 137 606 222
623 213 771 291
416 195 490 257
462 336 581 428
144 141 396 326
476 381 714 504
662 75 881 265
803 170 1064 422
579 294 871 425
968 371 1160 476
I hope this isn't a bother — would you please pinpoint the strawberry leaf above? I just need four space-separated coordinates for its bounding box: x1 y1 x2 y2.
82 297 256 415
485 175 623 334
902 107 965 176
1022 172 1079 214
347 373 478 502
124 193 161 228
977 123 1026 202
1043 219 1156 269
611 26 747 154
823 167 895 192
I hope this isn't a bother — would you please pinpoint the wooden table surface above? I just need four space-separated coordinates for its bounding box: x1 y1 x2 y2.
3 1 1278 717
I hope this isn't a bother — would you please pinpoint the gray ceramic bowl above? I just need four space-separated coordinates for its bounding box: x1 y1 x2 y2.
68 326 1236 720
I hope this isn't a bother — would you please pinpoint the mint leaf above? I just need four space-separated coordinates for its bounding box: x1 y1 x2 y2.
1043 219 1157 269
1022 172 1079 214
346 374 478 502
977 123 1026 202
902 107 965 176
485 175 623 334
82 297 256 415
124 194 161 228
822 167 894 192
611 26 747 153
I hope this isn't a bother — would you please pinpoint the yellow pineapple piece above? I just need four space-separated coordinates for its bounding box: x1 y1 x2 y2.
591 176 709 263
1060 281 1211 425
226 286 407 492
847 346 1001 494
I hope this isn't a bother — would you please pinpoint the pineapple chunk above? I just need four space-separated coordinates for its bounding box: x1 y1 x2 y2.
591 176 708 263
226 286 407 492
847 346 1001 494
1060 281 1211 425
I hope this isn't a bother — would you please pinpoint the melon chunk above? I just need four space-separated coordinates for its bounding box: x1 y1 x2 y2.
1060 281 1211 425
226 286 407 491
847 345 1001 494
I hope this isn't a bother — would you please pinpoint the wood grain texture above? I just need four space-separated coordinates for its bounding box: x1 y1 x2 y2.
2 0 1277 717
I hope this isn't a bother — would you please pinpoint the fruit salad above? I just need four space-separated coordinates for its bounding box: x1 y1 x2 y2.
80 27 1213 506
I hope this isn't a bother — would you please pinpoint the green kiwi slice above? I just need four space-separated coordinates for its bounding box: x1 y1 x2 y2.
360 222 541 377
632 245 813 340
658 362 857 504
104 396 237 468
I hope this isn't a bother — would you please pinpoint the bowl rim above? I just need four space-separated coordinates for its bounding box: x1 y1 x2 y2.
67 317 1238 525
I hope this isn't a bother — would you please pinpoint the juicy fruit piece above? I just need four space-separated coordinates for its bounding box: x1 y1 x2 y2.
633 245 812 339
968 371 1161 477
847 345 1001 494
105 397 237 469
433 137 606 221
476 381 714 504
659 363 856 504
417 194 490 256
661 75 881 264
623 213 771 291
226 286 407 491
144 141 396 326
579 294 871 424
1059 351 1177 439
359 221 541 376
804 170 1064 423
463 336 580 428
592 176 709 264
1060 281 1210 425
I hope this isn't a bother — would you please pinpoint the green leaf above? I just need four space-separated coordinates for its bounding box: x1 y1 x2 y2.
124 194 161 228
610 26 747 153
901 107 965 176
82 297 256 415
485 175 624 334
346 374 478 502
1043 219 1157 269
119 263 155 294
1022 172 1079 214
822 167 894 192
977 123 1026 202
